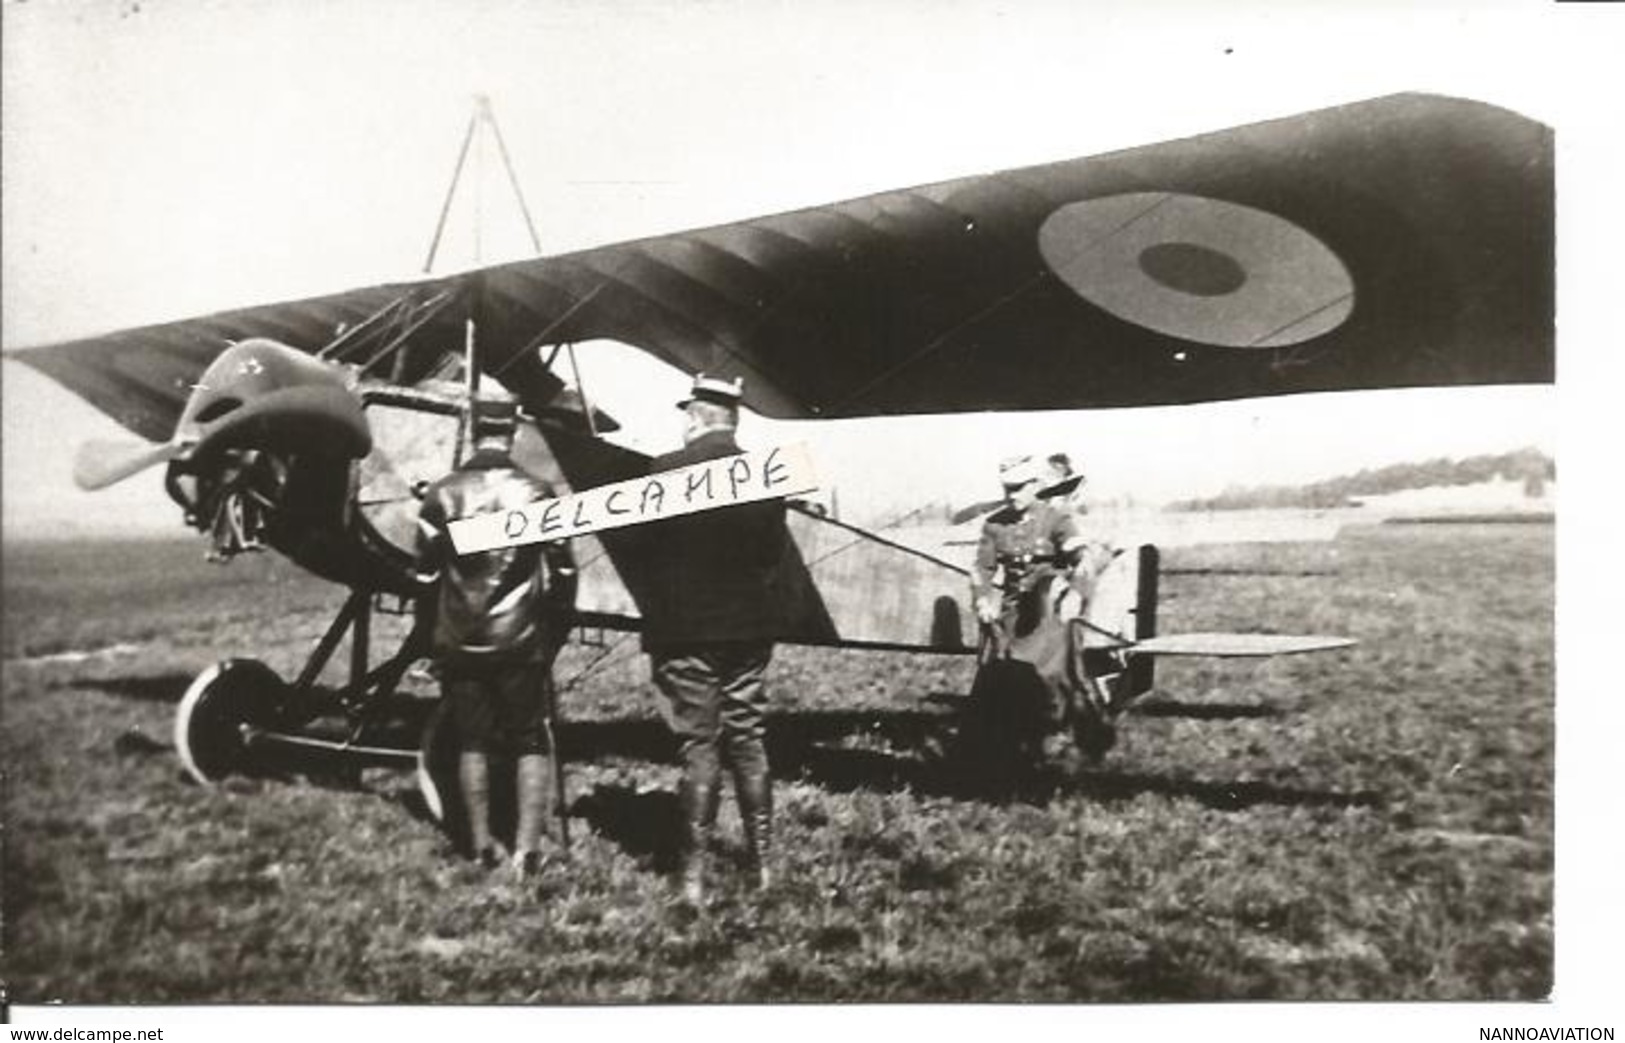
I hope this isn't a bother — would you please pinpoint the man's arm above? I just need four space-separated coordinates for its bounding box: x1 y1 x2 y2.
971 524 1002 624
526 477 579 625
542 537 578 621
414 492 449 587
1048 509 1115 603
1050 509 1089 563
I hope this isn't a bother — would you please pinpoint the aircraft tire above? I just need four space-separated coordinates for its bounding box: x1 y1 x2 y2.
174 658 287 785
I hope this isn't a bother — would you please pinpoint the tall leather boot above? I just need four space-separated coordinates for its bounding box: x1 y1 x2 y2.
732 750 774 891
512 752 553 877
676 757 718 905
458 751 499 869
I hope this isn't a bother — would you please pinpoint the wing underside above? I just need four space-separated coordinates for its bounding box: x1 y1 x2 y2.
13 92 1552 439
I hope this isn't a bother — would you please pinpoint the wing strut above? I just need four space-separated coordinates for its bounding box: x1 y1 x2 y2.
422 94 545 274
423 104 478 273
565 343 599 438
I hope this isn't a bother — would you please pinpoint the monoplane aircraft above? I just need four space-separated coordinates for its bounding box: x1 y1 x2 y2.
12 92 1553 802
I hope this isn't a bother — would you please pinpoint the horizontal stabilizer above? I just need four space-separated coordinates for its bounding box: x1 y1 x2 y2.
72 437 187 491
1130 632 1356 658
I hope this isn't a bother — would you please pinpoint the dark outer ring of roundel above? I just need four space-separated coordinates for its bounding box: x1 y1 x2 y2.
1037 192 1356 349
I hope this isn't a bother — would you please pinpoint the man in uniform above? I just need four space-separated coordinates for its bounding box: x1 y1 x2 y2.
415 393 577 877
969 455 1094 765
640 374 789 901
972 455 1087 638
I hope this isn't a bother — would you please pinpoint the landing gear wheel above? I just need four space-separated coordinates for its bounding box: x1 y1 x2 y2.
174 658 288 785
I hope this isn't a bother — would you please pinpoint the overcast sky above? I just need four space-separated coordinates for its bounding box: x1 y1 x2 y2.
0 0 1591 534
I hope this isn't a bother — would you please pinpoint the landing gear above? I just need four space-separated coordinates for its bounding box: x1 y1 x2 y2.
174 658 290 784
172 589 432 786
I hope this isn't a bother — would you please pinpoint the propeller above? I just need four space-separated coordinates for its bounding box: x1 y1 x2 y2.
72 437 194 491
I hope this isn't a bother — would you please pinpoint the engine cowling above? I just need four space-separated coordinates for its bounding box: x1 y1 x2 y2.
162 340 399 588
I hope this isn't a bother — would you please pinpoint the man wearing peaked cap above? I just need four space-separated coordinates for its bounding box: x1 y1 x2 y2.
637 372 789 902
996 454 1046 491
470 393 520 433
676 373 745 409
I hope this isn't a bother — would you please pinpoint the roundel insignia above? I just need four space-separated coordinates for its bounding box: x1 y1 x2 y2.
1037 193 1355 349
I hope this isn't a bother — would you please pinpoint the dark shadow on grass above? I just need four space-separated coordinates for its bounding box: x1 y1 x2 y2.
1127 700 1282 720
770 708 953 746
783 746 1382 812
554 709 951 765
112 729 172 756
70 673 194 703
385 765 685 871
84 679 1375 816
768 724 1383 812
548 707 1378 813
571 783 685 872
1162 567 1335 577
783 744 924 794
554 708 951 798
556 718 674 763
1059 769 1383 812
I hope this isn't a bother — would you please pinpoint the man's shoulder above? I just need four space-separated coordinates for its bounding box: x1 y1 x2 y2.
424 455 554 515
649 449 686 472
471 452 557 489
984 505 1023 528
422 468 465 502
652 432 741 472
463 448 526 476
1031 501 1073 524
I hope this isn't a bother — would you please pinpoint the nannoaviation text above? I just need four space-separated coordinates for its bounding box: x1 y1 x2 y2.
1480 1029 1614 1041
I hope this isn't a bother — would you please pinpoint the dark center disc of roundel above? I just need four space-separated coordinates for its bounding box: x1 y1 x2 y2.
1137 242 1247 297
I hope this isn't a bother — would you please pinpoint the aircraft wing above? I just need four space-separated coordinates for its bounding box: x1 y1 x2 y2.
13 282 463 443
14 92 1551 437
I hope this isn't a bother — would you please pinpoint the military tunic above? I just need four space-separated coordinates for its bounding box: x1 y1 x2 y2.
971 501 1082 611
416 447 577 754
638 429 790 646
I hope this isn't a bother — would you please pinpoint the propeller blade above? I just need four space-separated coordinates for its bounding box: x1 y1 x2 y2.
73 438 187 491
950 498 1002 526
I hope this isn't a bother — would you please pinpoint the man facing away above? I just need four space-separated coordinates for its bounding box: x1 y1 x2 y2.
638 374 790 902
415 393 577 877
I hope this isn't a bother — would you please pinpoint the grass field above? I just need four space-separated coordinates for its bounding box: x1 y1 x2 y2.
1 525 1553 1002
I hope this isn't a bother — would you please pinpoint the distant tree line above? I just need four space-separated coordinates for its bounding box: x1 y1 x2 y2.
1166 447 1555 512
